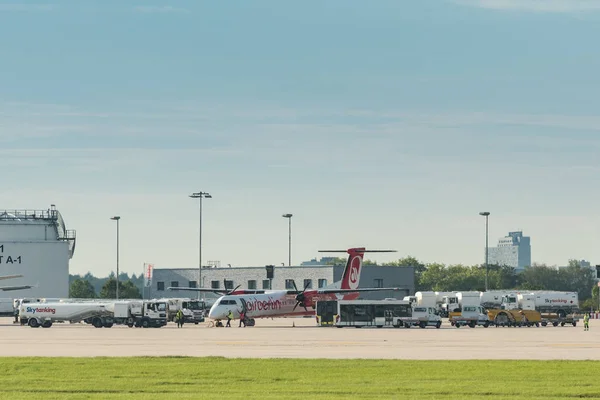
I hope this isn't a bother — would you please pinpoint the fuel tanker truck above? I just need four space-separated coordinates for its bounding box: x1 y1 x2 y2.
19 302 112 328
487 292 579 327
506 291 579 326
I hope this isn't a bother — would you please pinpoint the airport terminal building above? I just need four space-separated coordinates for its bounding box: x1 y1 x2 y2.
147 264 415 300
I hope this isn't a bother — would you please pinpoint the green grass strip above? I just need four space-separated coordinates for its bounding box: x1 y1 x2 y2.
0 358 599 399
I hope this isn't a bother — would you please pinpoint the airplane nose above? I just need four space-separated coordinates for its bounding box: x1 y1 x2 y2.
208 304 219 319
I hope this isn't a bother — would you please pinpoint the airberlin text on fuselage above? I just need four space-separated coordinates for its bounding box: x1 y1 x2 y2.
245 297 283 312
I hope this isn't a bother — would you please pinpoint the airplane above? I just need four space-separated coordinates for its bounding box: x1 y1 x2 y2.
0 274 34 291
205 247 401 324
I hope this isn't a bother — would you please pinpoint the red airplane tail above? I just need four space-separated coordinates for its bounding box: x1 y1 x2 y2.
340 247 366 290
318 247 396 291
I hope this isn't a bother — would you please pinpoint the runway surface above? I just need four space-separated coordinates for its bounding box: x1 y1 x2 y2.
1 317 598 359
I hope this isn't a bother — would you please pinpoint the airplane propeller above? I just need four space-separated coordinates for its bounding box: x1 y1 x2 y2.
292 280 311 313
223 279 241 295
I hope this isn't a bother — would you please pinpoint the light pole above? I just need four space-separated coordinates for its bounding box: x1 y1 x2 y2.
190 191 211 299
479 211 490 292
282 214 292 266
110 216 120 300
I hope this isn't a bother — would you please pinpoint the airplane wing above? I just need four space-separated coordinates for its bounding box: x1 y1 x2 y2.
167 287 265 295
168 287 227 293
0 284 34 291
315 287 405 294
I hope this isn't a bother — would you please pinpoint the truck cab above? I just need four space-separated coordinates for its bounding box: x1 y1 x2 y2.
500 294 519 310
180 299 206 324
144 301 168 326
439 296 459 317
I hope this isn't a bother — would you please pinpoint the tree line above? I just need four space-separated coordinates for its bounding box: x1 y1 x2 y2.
326 257 599 310
68 272 145 299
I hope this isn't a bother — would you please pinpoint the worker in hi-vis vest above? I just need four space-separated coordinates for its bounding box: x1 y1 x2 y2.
584 313 590 331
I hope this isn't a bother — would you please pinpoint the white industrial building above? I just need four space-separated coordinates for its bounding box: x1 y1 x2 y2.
0 205 76 298
147 264 415 301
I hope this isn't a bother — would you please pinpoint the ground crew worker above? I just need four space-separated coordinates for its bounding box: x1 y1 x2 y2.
14 300 21 324
226 310 233 327
584 313 590 331
239 309 246 328
176 309 184 328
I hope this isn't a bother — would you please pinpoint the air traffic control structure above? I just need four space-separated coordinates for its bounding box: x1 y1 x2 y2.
0 204 76 298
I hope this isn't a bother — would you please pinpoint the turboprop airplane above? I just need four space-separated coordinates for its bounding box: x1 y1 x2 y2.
0 274 34 291
206 247 400 324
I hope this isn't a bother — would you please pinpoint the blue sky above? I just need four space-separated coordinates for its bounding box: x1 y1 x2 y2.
2 0 600 277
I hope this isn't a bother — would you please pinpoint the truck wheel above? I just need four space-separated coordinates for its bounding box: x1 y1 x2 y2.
103 323 113 328
92 318 103 328
552 322 559 327
483 322 489 328
142 319 150 328
469 322 476 328
127 323 134 328
28 318 39 328
542 322 547 327
435 321 441 329
455 323 461 328
41 321 53 328
404 323 410 328
560 322 565 327
572 321 577 327
419 322 426 329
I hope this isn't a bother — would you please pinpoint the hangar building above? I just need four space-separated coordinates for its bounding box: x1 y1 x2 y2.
0 205 76 298
147 264 415 300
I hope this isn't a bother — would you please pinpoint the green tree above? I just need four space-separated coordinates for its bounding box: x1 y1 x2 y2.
69 279 96 298
324 257 347 265
100 278 142 299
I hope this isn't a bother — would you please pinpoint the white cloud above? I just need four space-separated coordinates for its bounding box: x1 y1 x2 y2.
452 0 600 12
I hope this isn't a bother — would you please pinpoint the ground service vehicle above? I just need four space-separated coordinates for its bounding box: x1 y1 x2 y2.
486 308 541 327
456 292 481 308
500 292 579 327
19 302 111 328
504 292 579 318
315 299 411 328
414 291 458 317
451 306 491 328
479 291 511 309
108 301 168 328
160 298 206 324
401 306 442 329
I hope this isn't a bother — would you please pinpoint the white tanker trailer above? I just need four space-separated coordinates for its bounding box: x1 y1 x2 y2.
19 302 111 328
